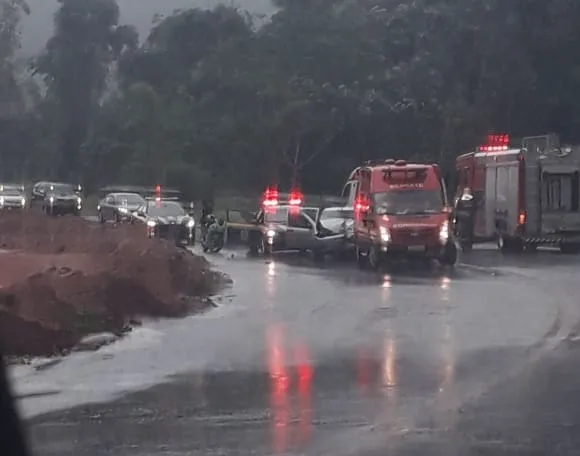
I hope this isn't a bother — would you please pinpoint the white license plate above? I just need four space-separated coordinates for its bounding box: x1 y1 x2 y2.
408 245 425 252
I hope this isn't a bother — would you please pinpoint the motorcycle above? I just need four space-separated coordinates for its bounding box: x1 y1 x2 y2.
202 218 226 253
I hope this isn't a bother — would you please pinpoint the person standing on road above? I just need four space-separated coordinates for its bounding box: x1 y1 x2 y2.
455 187 476 246
200 199 215 242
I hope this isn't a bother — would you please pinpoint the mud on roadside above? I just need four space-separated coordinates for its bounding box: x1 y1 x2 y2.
0 213 229 357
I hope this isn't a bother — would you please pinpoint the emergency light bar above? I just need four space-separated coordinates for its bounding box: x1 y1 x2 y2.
383 168 427 182
288 189 303 206
262 186 279 207
478 134 510 152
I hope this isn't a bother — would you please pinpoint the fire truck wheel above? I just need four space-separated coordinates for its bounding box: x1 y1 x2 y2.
498 235 523 253
356 245 369 269
560 243 580 254
440 243 458 266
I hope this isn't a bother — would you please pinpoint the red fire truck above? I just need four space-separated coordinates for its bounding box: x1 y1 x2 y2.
454 133 580 253
342 159 457 269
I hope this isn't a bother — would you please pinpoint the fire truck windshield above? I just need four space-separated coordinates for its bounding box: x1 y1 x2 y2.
372 190 443 215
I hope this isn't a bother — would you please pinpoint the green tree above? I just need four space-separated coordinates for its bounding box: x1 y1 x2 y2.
33 0 137 181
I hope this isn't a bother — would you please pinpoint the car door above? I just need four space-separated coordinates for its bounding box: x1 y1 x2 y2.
103 195 116 219
133 205 147 224
286 209 316 250
226 208 258 244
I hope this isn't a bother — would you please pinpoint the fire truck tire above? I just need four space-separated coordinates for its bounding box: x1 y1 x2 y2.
356 245 369 269
498 235 524 253
440 243 458 266
560 243 580 254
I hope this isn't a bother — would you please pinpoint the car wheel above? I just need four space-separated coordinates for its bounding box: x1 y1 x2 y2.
312 249 325 262
98 211 105 223
262 239 273 257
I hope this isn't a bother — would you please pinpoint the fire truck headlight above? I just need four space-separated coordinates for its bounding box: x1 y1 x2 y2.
187 219 195 228
439 221 449 244
379 226 391 243
147 220 156 227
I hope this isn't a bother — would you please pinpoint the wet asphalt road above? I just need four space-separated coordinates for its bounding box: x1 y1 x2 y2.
11 246 580 455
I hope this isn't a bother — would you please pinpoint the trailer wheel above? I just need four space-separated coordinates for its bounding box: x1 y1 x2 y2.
560 242 580 254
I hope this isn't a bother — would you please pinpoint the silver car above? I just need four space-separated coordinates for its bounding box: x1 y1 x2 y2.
256 205 354 259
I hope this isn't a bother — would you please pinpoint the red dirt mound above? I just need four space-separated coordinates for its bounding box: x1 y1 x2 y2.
0 212 227 357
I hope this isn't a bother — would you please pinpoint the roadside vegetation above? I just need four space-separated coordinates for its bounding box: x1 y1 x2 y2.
2 0 580 198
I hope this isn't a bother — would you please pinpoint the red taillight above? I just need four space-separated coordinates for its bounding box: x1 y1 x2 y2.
518 211 526 225
289 189 303 206
355 196 369 213
262 186 279 207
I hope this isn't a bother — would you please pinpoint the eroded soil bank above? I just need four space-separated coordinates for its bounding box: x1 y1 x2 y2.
0 213 227 357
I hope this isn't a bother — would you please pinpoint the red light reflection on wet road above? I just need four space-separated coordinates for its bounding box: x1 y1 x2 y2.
267 325 315 453
267 324 289 454
295 342 313 444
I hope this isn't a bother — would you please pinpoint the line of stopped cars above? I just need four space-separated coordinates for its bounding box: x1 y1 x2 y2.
97 186 196 246
0 181 83 214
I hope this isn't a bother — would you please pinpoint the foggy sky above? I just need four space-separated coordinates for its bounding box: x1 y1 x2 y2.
20 0 274 56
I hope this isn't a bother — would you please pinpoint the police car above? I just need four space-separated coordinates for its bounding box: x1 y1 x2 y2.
226 188 353 259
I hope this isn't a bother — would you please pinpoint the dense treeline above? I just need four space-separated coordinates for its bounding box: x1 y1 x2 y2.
2 0 580 198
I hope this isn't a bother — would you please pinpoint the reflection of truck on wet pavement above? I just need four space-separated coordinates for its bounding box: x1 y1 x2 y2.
455 133 580 253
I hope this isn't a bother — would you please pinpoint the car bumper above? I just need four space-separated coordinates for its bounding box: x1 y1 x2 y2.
149 224 195 244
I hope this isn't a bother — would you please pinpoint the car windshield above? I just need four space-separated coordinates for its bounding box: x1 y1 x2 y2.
0 187 22 195
147 201 185 217
48 183 74 194
321 208 354 219
372 190 443 215
116 194 145 206
264 207 289 224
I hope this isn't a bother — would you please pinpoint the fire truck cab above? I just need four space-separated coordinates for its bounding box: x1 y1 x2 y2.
343 159 457 269
455 133 580 253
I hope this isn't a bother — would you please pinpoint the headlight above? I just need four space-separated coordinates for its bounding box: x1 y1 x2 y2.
0 196 4 205
266 229 276 238
118 207 128 214
49 196 54 204
147 220 156 227
77 196 82 205
439 221 449 244
21 197 26 206
379 226 391 243
187 219 195 228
